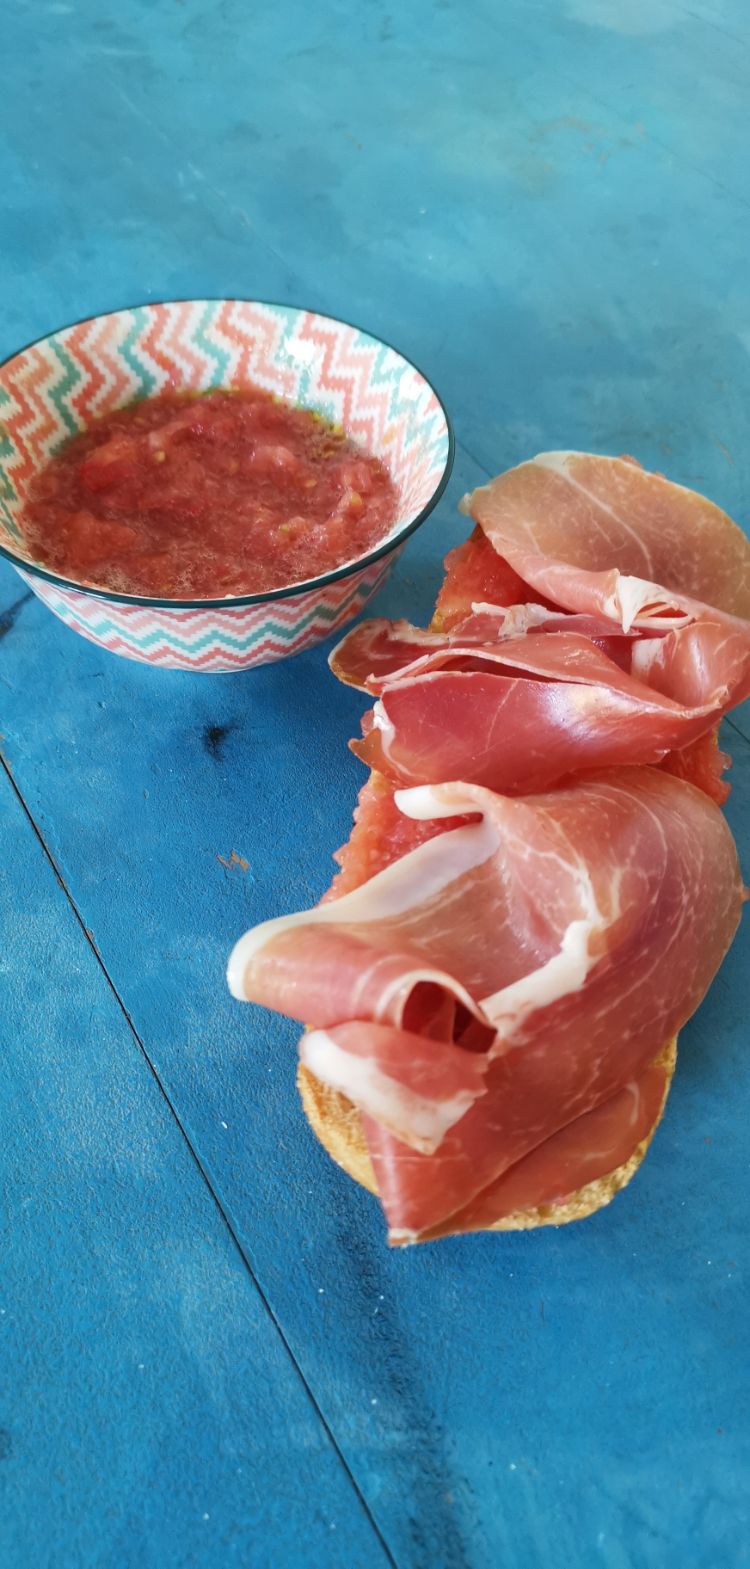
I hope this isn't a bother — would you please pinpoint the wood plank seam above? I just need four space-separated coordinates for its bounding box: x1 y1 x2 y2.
725 714 750 746
0 588 33 641
0 748 400 1569
683 6 750 52
455 437 492 480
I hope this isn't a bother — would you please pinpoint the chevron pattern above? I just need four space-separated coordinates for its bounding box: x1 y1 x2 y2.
20 554 398 671
0 301 449 670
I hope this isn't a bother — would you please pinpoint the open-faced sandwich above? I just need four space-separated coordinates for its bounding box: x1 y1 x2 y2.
229 454 749 1244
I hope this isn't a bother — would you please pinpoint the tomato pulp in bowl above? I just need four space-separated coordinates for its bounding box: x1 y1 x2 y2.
0 300 454 671
22 386 401 600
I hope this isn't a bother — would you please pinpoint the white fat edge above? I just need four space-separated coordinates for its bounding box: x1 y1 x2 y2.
388 1229 420 1246
604 574 693 635
452 636 626 685
381 639 642 696
627 638 715 712
371 964 483 1026
469 602 512 617
629 635 664 681
300 1030 482 1153
627 621 728 684
608 866 624 921
378 642 575 685
227 795 498 999
395 782 486 821
529 450 582 474
329 620 447 676
401 783 606 924
477 818 611 1044
388 620 448 648
343 622 483 696
480 916 598 1042
398 781 610 1037
369 648 459 688
470 601 553 634
372 699 396 748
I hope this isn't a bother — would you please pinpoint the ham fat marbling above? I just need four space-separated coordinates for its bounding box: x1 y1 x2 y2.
229 770 742 1242
229 454 749 1242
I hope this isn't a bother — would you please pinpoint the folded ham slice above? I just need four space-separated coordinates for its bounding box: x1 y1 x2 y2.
461 452 750 704
228 768 743 1243
419 1053 672 1237
328 455 750 799
332 618 724 793
228 453 747 1244
464 448 750 712
462 451 750 624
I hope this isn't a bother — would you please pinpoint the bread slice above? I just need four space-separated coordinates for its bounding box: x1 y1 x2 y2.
298 1036 676 1234
300 519 683 1237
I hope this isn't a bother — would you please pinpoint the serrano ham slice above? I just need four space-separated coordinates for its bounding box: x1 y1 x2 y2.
420 1053 672 1235
331 620 724 793
228 452 747 1243
299 777 677 1231
461 452 750 706
461 451 750 623
229 768 743 1243
437 528 735 805
331 603 638 685
327 455 750 798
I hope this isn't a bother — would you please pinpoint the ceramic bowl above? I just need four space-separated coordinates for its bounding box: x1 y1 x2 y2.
0 300 453 671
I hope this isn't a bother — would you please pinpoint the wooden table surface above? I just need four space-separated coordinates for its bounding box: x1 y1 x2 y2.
2 2 749 1565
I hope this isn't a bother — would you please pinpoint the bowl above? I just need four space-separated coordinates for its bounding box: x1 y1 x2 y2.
0 300 453 672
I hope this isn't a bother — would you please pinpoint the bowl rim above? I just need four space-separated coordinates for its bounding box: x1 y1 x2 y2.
0 297 455 610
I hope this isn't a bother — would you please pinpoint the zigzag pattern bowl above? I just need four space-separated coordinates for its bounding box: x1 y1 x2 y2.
0 301 453 671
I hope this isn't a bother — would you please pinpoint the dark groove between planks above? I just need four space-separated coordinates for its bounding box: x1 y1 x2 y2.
0 748 399 1569
726 713 750 746
0 589 33 642
455 436 493 479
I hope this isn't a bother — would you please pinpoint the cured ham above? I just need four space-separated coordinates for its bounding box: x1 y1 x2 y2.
229 769 743 1242
461 453 750 707
426 1055 671 1236
328 455 750 799
462 451 750 623
228 451 748 1244
332 618 727 793
659 727 731 803
329 606 639 690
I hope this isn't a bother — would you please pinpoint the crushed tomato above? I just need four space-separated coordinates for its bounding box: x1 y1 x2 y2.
22 386 399 598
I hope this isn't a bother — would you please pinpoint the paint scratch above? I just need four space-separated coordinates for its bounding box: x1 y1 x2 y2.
217 851 250 872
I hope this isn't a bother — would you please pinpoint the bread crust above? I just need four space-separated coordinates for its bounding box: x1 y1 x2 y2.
299 522 682 1236
298 1037 677 1234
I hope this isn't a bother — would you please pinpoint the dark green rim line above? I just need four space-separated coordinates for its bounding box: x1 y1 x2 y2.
0 298 456 611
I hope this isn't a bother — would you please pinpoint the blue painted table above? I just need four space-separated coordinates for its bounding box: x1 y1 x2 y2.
2 3 749 1564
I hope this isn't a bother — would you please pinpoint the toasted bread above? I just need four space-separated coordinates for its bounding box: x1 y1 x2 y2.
298 1037 676 1234
298 516 683 1237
